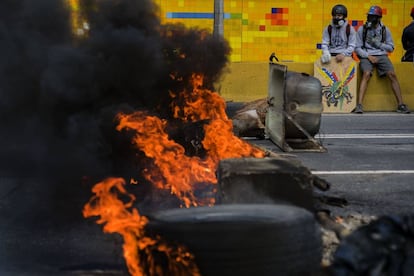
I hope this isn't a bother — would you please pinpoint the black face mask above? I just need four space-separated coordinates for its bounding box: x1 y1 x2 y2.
366 15 380 28
333 18 345 27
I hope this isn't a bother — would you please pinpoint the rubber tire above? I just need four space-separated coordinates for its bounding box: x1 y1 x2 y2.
146 204 322 276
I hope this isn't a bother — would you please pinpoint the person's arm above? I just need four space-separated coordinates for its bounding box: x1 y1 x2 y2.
344 26 356 56
379 27 394 53
402 27 409 50
320 26 331 63
321 26 331 53
365 25 393 54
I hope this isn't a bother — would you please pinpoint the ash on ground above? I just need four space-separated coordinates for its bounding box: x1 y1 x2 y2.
320 212 377 267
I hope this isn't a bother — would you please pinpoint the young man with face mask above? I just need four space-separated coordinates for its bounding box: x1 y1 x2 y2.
401 7 414 62
354 5 410 114
320 4 356 64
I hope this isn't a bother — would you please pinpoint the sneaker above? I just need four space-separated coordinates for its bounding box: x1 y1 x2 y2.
397 104 410 114
353 104 363 114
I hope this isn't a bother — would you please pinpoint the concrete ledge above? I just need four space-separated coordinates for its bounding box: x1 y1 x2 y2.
218 61 414 112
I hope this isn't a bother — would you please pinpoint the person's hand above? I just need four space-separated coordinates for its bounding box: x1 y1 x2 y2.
367 35 382 48
335 54 345 62
321 51 331 64
367 55 378 64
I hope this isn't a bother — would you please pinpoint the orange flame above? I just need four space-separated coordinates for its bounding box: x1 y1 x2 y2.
170 74 265 162
83 177 200 276
83 177 150 275
117 112 217 208
84 73 265 275
116 74 264 207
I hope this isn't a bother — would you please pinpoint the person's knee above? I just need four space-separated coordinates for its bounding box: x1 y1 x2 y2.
387 71 398 80
362 71 371 81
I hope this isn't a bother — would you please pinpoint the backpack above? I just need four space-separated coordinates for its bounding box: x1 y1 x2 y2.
362 24 386 49
328 24 350 46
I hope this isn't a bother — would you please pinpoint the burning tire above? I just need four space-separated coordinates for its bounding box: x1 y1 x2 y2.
146 204 322 276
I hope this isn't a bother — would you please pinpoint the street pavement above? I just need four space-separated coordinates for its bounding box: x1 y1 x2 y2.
1 111 413 275
252 112 414 218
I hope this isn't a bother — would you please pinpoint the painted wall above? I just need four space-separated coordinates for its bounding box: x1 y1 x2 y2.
218 61 414 112
156 0 414 63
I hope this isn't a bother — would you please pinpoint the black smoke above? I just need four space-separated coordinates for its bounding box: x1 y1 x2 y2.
0 0 230 223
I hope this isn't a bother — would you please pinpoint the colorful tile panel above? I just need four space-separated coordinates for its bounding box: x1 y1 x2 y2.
157 0 414 62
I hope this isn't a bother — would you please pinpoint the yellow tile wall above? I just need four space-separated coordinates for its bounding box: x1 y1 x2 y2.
157 0 414 63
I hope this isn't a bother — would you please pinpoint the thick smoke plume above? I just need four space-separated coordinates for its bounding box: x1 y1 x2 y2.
0 0 230 221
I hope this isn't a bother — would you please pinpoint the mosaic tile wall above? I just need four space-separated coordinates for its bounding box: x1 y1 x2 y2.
155 0 414 62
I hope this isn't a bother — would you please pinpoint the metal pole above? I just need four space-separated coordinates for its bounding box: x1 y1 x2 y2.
213 0 224 38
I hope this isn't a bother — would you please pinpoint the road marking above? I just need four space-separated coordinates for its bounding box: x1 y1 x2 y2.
312 170 414 175
315 133 414 139
322 113 414 117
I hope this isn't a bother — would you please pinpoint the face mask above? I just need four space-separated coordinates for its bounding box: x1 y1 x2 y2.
333 18 345 27
366 16 379 28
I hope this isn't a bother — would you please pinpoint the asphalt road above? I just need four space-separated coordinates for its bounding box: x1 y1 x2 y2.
1 111 413 275
252 112 414 218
